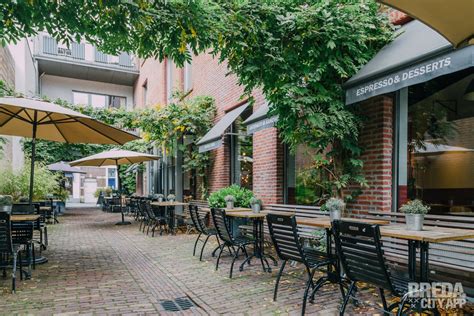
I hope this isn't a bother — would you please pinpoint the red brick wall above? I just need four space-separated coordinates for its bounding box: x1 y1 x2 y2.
188 53 283 203
347 95 394 214
134 58 167 108
253 127 285 204
137 52 285 204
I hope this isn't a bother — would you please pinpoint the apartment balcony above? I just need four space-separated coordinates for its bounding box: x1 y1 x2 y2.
33 35 139 86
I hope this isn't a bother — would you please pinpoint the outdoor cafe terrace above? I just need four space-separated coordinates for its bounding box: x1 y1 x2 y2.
1 200 473 315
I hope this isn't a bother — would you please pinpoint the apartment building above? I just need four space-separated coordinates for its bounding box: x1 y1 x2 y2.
0 35 137 202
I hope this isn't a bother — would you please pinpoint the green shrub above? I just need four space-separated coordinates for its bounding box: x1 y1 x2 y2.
94 187 113 198
0 161 60 201
208 185 254 208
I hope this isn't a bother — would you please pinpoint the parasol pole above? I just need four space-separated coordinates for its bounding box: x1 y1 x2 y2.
29 111 38 205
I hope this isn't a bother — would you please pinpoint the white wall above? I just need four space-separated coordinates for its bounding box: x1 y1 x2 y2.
2 38 38 171
40 75 134 108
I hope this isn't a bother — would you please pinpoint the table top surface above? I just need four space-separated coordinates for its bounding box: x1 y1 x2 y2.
11 214 41 221
297 217 389 228
297 217 474 243
225 211 266 218
379 224 474 243
201 207 252 213
151 201 189 206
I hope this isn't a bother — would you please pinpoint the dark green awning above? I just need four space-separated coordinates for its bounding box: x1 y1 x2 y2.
345 21 474 105
197 102 250 153
243 103 278 134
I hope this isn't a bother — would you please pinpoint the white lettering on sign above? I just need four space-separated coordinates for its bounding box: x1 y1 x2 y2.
355 57 452 97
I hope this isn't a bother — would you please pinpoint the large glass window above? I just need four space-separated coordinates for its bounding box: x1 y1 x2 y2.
402 70 474 215
285 145 324 205
230 110 253 190
72 91 126 109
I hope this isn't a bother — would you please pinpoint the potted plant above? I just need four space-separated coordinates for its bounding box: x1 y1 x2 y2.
167 194 176 202
156 194 164 202
400 199 430 231
225 195 235 209
0 195 13 214
323 197 345 221
250 197 262 213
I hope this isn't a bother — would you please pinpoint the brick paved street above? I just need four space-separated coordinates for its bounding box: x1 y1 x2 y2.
0 208 385 315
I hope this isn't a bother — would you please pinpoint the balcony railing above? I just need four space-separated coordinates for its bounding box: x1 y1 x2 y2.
34 35 138 71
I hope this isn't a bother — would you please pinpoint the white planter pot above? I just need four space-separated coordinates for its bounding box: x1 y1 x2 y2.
330 209 341 221
405 214 424 231
252 204 261 213
226 201 234 209
158 198 163 202
0 205 12 214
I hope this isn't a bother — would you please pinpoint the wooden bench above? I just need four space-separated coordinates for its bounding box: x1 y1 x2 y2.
361 211 474 298
237 204 328 240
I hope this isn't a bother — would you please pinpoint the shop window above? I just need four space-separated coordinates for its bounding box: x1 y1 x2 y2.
72 91 126 109
285 145 325 205
230 109 253 190
400 70 474 215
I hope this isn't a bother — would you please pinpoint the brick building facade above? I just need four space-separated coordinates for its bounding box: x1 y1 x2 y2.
136 53 285 205
136 50 397 211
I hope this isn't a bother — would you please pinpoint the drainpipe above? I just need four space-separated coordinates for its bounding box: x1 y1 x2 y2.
38 72 45 96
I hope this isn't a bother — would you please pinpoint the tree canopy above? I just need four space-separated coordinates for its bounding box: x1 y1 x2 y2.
1 0 393 200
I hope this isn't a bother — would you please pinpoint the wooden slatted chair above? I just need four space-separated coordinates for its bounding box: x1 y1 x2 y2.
267 213 340 315
210 208 253 278
189 205 220 261
0 212 23 293
332 220 423 316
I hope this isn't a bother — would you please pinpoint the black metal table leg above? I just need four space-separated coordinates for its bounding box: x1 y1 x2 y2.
115 195 131 225
239 218 275 273
420 241 430 282
408 240 417 281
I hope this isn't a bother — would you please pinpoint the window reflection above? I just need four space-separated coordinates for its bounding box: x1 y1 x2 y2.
407 71 474 215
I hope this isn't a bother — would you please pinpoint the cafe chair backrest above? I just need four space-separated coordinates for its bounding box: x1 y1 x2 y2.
211 208 233 244
0 212 13 253
332 220 395 293
266 213 306 263
12 203 36 215
189 205 207 234
11 221 34 245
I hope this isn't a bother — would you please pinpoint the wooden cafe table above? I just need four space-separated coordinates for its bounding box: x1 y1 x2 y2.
150 201 189 234
380 225 474 282
298 217 474 282
225 211 277 273
200 207 251 213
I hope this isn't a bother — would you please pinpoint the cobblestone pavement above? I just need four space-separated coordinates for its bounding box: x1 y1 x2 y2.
0 208 388 315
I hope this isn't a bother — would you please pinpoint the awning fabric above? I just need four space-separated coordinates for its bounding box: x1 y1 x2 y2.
48 161 86 174
243 103 278 134
344 21 474 105
379 0 474 48
197 103 249 153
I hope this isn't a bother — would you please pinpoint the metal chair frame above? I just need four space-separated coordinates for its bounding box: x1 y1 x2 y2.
189 205 220 261
332 220 424 316
211 208 252 278
267 213 341 315
0 213 24 293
